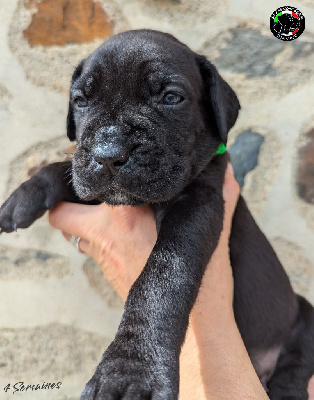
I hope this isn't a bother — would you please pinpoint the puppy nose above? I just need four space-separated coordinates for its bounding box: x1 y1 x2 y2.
93 147 129 172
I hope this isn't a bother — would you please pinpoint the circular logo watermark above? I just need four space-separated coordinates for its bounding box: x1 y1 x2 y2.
270 6 305 41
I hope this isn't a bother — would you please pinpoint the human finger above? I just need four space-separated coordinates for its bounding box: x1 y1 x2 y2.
220 163 240 242
48 201 110 240
223 163 240 222
308 375 314 399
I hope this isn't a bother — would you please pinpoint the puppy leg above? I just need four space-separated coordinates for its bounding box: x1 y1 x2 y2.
267 296 314 400
80 168 225 400
0 161 80 232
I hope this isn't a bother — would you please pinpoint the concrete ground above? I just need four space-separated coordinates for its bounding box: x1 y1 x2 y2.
0 0 314 398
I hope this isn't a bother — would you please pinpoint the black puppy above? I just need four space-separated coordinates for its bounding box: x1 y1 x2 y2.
0 30 313 399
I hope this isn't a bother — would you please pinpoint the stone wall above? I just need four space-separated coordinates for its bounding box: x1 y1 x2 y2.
0 0 314 398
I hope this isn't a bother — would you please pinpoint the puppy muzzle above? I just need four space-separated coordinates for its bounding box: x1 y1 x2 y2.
92 125 130 175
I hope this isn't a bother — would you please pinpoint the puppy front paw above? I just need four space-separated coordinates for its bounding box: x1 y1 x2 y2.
80 349 178 400
0 162 75 233
0 180 50 233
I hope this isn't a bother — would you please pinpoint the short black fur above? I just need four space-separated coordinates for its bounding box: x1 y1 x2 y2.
0 30 313 399
67 59 85 141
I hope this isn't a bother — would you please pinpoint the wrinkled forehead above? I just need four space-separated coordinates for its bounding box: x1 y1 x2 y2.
80 31 202 89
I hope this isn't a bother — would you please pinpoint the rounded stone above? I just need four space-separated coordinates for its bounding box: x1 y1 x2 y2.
271 237 314 297
201 26 314 102
229 128 281 216
229 130 264 188
83 258 123 310
296 128 314 204
0 244 70 281
23 0 113 47
0 323 110 380
5 136 72 197
9 0 128 93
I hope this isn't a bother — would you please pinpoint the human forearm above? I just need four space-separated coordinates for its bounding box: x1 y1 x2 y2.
180 315 269 400
179 257 269 400
179 168 268 399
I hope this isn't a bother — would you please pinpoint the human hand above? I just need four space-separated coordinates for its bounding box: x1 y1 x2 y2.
49 163 245 399
49 199 157 301
49 164 237 304
48 164 313 399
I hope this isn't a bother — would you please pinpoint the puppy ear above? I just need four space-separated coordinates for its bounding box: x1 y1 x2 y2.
66 59 85 141
66 104 76 142
196 55 240 144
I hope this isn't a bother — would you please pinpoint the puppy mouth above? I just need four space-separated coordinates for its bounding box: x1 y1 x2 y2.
71 157 137 204
72 147 191 205
72 169 144 205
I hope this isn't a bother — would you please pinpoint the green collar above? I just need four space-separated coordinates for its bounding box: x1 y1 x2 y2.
215 143 226 155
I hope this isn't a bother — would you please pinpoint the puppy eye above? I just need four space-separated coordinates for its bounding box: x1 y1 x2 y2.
74 96 88 108
162 92 183 105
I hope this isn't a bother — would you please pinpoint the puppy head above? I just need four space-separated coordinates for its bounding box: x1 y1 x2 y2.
67 29 240 205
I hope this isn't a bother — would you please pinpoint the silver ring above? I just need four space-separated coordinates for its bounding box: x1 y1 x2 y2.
70 235 81 251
